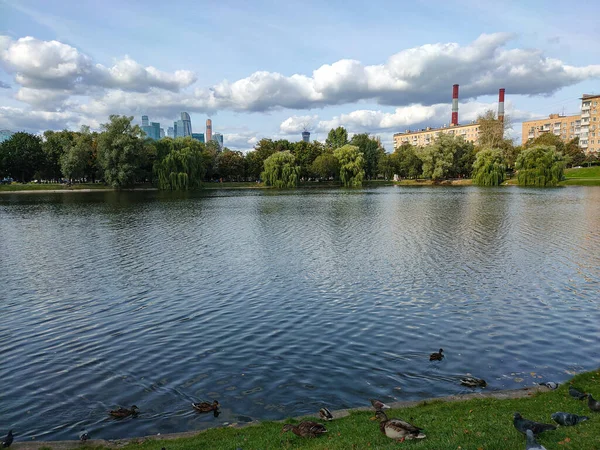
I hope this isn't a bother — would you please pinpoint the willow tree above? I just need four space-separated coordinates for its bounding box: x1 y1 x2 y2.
155 145 205 190
515 145 565 187
334 144 365 187
261 150 300 188
472 148 506 186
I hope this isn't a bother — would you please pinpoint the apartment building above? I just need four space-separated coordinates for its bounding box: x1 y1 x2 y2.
521 114 581 146
580 94 600 153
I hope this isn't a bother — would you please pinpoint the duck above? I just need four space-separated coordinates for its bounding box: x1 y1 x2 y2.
370 399 391 410
78 429 89 442
281 421 327 438
513 412 556 436
1 430 13 448
319 407 333 421
460 377 487 388
588 394 600 412
192 400 219 413
429 349 444 361
372 410 425 442
569 385 587 400
109 405 139 418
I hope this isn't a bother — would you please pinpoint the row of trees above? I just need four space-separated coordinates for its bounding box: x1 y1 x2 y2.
1 113 597 189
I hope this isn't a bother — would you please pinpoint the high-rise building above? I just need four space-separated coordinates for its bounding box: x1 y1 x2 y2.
173 121 178 138
0 129 14 143
580 94 600 153
180 112 192 137
206 119 212 142
167 127 174 138
521 114 581 146
142 115 149 127
192 133 205 143
212 132 224 149
141 116 161 140
160 128 165 139
302 130 310 142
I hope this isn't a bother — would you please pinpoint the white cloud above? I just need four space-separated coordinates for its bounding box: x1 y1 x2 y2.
222 132 259 152
279 115 318 134
0 106 100 133
0 80 10 89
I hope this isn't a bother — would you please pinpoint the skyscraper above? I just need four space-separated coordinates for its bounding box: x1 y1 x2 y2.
212 132 223 149
192 133 205 143
206 119 212 142
302 130 310 142
173 121 178 137
180 112 192 137
142 115 149 127
160 128 165 139
167 126 174 138
141 116 160 140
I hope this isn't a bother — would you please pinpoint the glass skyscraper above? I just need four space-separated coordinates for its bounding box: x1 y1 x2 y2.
192 133 205 143
141 116 161 140
212 132 224 149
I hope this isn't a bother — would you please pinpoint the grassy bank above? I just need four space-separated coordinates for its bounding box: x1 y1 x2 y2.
395 178 473 186
560 166 600 186
24 370 600 450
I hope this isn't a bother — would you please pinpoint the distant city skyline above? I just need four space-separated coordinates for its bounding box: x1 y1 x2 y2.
1 1 600 152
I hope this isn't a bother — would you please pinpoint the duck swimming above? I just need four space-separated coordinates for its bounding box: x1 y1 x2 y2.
108 405 139 418
429 349 444 361
192 400 219 413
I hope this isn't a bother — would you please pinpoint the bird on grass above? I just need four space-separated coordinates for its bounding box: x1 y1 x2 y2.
513 413 556 436
551 412 589 426
372 410 426 442
281 421 327 438
370 399 391 410
429 349 444 361
192 400 219 413
1 430 13 448
460 377 487 388
79 429 89 442
588 394 600 412
568 385 587 400
525 429 547 450
319 407 333 421
539 382 559 390
108 405 139 418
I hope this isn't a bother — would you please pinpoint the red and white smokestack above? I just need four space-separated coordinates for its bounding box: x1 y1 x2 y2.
451 84 459 126
498 88 505 122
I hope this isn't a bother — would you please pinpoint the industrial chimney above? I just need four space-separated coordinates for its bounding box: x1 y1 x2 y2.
451 84 459 126
498 88 505 123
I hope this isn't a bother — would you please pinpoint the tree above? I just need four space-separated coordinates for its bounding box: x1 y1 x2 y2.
42 130 77 180
563 138 585 167
326 127 348 150
217 149 245 181
394 143 422 179
477 109 509 148
154 141 206 190
472 149 506 186
291 140 324 179
334 144 364 187
419 134 471 181
61 126 94 181
97 115 147 188
261 150 300 188
0 132 45 182
515 145 565 187
526 133 566 155
244 150 263 181
350 133 384 179
311 153 340 180
377 153 396 180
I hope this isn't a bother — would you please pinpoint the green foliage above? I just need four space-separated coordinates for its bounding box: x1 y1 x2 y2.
350 133 384 179
516 145 566 187
394 143 422 179
60 126 94 181
0 132 45 181
527 132 566 153
310 152 340 180
377 153 396 180
291 140 325 179
97 115 147 188
261 151 300 188
563 137 585 167
333 144 364 187
472 148 506 186
217 149 245 181
326 127 348 150
476 109 506 148
155 137 206 190
42 130 77 179
419 134 473 180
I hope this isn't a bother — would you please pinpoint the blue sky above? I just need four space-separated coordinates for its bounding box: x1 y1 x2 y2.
1 0 599 150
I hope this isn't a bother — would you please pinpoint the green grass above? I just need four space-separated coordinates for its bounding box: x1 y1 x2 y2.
564 166 600 179
78 370 599 450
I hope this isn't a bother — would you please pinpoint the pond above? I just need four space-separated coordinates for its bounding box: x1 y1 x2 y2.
0 186 599 441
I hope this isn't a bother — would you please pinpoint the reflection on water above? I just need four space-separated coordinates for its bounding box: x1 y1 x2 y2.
0 186 599 440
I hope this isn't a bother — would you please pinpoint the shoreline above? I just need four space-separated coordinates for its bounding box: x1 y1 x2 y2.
9 384 546 449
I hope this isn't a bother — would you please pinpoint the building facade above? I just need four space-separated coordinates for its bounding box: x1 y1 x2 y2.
0 129 14 144
167 126 174 138
212 132 223 149
206 119 212 142
302 130 310 142
580 94 600 153
521 114 581 146
192 133 205 143
179 112 192 137
141 116 161 140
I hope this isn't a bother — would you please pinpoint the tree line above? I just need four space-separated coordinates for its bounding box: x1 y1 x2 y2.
1 112 596 189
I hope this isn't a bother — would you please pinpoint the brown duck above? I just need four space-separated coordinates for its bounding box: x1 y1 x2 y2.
192 400 219 413
108 405 139 418
373 410 426 442
281 421 327 438
429 349 444 361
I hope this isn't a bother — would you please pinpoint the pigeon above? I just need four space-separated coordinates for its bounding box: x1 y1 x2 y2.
539 382 559 390
588 394 600 412
319 407 333 421
525 429 547 450
79 429 89 442
551 412 589 426
370 399 391 410
513 413 556 436
569 386 587 400
1 430 13 448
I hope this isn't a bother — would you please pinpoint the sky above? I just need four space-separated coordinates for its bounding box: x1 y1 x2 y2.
1 0 600 152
